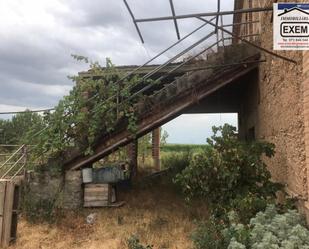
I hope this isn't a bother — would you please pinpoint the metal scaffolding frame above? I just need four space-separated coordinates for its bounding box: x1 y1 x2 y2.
123 0 272 43
123 0 296 64
197 17 296 64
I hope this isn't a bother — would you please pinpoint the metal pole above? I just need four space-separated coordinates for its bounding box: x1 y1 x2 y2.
220 15 225 47
91 16 217 88
169 0 181 40
123 0 144 43
216 0 221 50
84 19 218 113
157 39 223 82
135 7 273 22
142 31 216 80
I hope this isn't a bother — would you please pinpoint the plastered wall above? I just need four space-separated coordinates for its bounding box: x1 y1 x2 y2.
237 0 307 199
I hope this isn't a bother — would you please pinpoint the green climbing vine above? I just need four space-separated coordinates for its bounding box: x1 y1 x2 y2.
26 56 154 164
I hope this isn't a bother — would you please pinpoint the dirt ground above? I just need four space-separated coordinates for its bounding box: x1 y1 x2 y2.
11 183 208 249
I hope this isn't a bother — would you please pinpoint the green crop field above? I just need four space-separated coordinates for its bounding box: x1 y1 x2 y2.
161 144 207 153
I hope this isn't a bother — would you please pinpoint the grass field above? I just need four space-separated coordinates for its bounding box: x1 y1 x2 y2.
9 143 206 249
161 144 207 153
12 178 208 249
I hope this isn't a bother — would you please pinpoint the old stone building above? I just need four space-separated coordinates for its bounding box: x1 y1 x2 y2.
26 0 309 214
234 0 309 215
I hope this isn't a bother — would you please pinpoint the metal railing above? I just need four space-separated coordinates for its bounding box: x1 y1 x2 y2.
0 144 27 179
32 19 264 159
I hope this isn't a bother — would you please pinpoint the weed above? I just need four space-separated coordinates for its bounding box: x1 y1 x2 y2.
127 235 153 249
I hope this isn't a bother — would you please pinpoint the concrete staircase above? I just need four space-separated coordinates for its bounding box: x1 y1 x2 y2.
64 44 260 170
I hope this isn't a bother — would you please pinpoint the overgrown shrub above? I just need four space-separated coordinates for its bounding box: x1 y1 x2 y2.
191 216 227 249
228 192 271 224
127 235 153 249
161 151 192 173
192 205 309 249
174 124 281 208
21 197 57 223
226 205 309 248
21 177 63 223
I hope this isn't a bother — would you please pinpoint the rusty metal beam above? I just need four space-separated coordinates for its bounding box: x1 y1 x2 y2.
135 7 273 22
197 17 297 64
169 0 180 40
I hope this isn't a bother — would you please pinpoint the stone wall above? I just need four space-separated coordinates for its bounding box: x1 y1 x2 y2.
26 170 82 209
62 170 83 209
302 51 309 209
238 0 307 199
27 171 63 203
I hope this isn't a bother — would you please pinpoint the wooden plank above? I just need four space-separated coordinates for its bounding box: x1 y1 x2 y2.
84 188 109 193
83 183 111 207
84 185 109 189
84 196 108 202
84 191 109 196
84 192 108 196
0 181 6 247
84 195 108 200
10 185 19 242
106 201 125 208
0 182 6 216
2 181 14 247
84 200 108 207
10 213 18 240
85 184 109 189
12 186 20 211
0 216 3 246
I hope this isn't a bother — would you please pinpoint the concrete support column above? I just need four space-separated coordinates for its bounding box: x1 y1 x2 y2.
152 128 161 171
127 140 138 178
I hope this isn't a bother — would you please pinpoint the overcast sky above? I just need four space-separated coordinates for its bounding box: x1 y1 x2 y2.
0 0 236 143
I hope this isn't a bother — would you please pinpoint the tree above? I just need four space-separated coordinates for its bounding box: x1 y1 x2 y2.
0 111 44 145
174 124 279 205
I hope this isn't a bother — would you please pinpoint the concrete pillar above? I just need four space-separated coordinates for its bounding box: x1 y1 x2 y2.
152 128 161 171
127 140 138 178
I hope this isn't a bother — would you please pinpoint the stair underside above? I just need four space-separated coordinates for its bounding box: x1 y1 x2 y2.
64 48 261 170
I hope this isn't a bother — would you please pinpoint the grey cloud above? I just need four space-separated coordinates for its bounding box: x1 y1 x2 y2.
0 0 234 111
0 82 62 108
